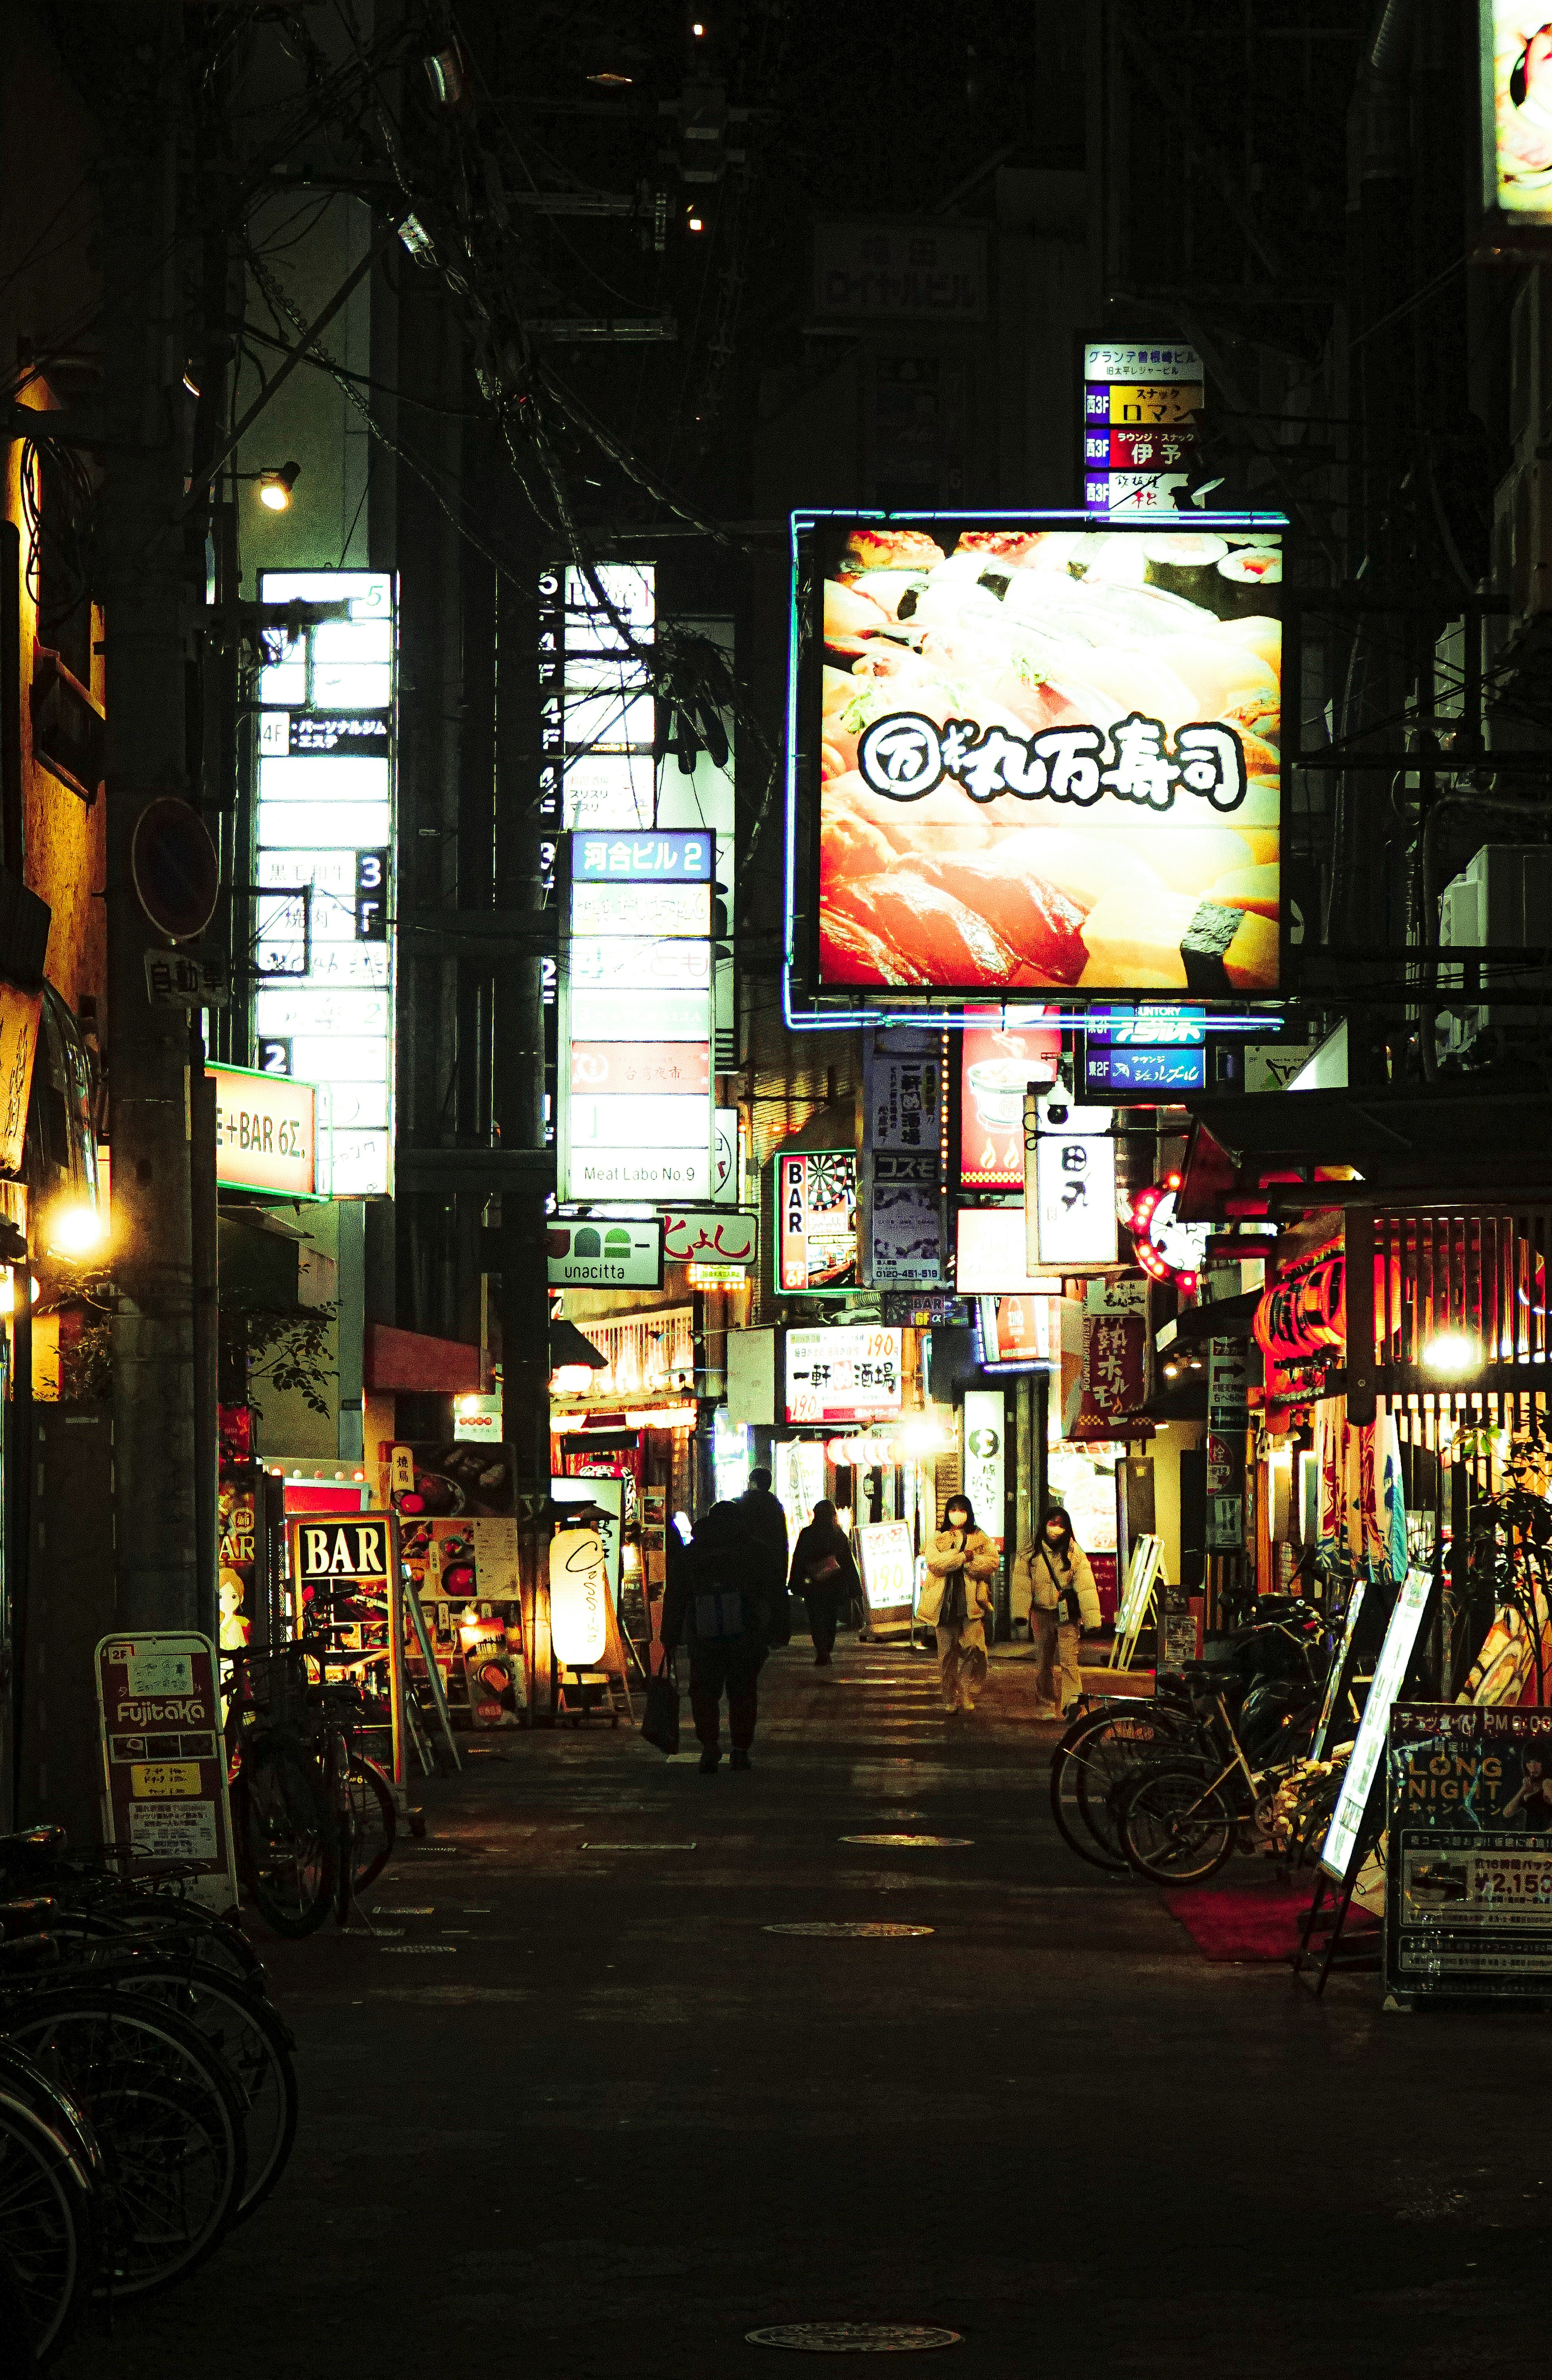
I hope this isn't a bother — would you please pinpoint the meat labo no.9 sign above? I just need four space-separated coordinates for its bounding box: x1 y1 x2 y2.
808 513 1282 998
550 1523 610 1668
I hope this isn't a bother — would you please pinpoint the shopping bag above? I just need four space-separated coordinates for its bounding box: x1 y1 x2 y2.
641 1663 680 1755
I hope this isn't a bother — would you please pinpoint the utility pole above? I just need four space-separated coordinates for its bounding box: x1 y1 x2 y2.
98 12 200 1634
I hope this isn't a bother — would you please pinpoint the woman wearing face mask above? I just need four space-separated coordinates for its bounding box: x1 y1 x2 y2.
919 1493 1001 1715
1015 1505 1101 1722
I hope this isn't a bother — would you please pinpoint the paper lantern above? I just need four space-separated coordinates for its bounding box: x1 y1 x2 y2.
549 1525 609 1667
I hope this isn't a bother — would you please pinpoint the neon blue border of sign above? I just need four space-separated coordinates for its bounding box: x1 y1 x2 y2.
783 506 1291 1037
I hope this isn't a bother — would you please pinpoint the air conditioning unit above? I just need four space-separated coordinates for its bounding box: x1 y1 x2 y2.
1437 842 1552 1055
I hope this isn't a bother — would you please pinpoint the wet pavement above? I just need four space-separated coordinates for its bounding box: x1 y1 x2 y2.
73 1637 1552 2378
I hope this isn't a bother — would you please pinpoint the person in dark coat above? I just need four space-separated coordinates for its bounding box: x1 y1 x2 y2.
738 1467 791 1597
788 1498 860 1666
660 1501 782 1772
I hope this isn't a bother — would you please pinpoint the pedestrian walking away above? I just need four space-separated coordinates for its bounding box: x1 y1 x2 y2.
919 1493 1000 1715
660 1501 789 1771
1016 1504 1102 1721
739 1466 790 1586
789 1497 861 1665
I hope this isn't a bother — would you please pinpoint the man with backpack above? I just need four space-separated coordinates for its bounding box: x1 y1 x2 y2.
660 1500 790 1772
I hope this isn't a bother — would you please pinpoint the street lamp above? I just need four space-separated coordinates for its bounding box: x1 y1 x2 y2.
257 461 302 511
237 461 302 512
46 1200 106 1260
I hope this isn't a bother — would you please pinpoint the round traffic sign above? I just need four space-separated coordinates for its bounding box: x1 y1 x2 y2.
131 797 220 943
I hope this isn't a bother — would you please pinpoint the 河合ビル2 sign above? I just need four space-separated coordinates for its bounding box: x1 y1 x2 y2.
799 513 1284 1000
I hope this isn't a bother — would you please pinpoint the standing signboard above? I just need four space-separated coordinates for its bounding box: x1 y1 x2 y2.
95 1632 238 1914
856 1519 917 1638
1318 1567 1435 1885
287 1511 407 1786
1386 1702 1552 2004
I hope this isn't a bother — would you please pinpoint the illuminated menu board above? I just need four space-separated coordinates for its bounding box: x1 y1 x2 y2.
255 569 395 1196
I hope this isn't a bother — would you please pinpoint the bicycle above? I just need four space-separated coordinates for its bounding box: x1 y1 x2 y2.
1112 1666 1297 1884
1048 1603 1328 1872
224 1641 397 1936
0 2033 100 2365
0 1919 248 2302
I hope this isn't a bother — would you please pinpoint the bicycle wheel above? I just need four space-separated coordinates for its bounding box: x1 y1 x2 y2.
1118 1763 1239 1885
119 1966 297 2224
1050 1703 1194 1871
238 1732 337 1939
7 1989 247 2300
346 1755 398 1895
0 2076 97 2362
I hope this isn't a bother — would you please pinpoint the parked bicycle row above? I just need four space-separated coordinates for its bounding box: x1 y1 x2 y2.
1049 1597 1351 1884
0 1826 298 2368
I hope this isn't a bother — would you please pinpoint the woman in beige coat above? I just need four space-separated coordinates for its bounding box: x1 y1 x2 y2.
1013 1505 1101 1722
919 1493 1000 1715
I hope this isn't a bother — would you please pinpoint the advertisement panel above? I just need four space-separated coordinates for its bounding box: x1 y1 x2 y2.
1386 1703 1552 2002
857 1518 917 1629
778 1151 858 1292
862 1151 944 1288
804 513 1282 999
1319 1567 1434 1884
1031 1132 1119 1268
958 1007 1061 1189
546 1217 663 1289
1082 341 1203 513
785 1326 903 1423
954 1205 1062 1296
256 569 395 1195
961 1388 1006 1554
1072 1276 1150 1442
865 1029 943 1153
95 1632 239 1913
1482 4 1552 234
210 1062 321 1199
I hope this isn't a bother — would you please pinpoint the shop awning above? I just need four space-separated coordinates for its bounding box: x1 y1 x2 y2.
1178 1083 1552 1220
549 1318 607 1371
1154 1288 1261 1351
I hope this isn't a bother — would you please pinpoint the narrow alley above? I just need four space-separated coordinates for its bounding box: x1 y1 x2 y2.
70 1643 1552 2380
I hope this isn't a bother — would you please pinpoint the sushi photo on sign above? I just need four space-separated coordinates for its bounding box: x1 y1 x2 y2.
806 515 1282 997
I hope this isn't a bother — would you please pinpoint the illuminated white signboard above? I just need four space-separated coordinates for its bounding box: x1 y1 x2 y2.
256 569 394 1196
785 1326 903 1424
954 1206 1062 1297
1319 1568 1434 1884
1032 1132 1119 1268
559 830 715 1201
540 565 657 832
211 1062 325 1200
1082 340 1204 513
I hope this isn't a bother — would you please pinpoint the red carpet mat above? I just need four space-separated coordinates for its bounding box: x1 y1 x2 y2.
1160 1874 1320 1964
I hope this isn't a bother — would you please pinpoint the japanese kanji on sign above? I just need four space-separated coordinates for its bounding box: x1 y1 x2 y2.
799 511 1283 1001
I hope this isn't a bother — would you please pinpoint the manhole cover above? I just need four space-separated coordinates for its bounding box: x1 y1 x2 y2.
746 2323 962 2352
764 1922 934 1939
839 1835 973 1848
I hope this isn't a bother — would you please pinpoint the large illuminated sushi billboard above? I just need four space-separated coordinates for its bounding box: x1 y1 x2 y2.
794 513 1284 1003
